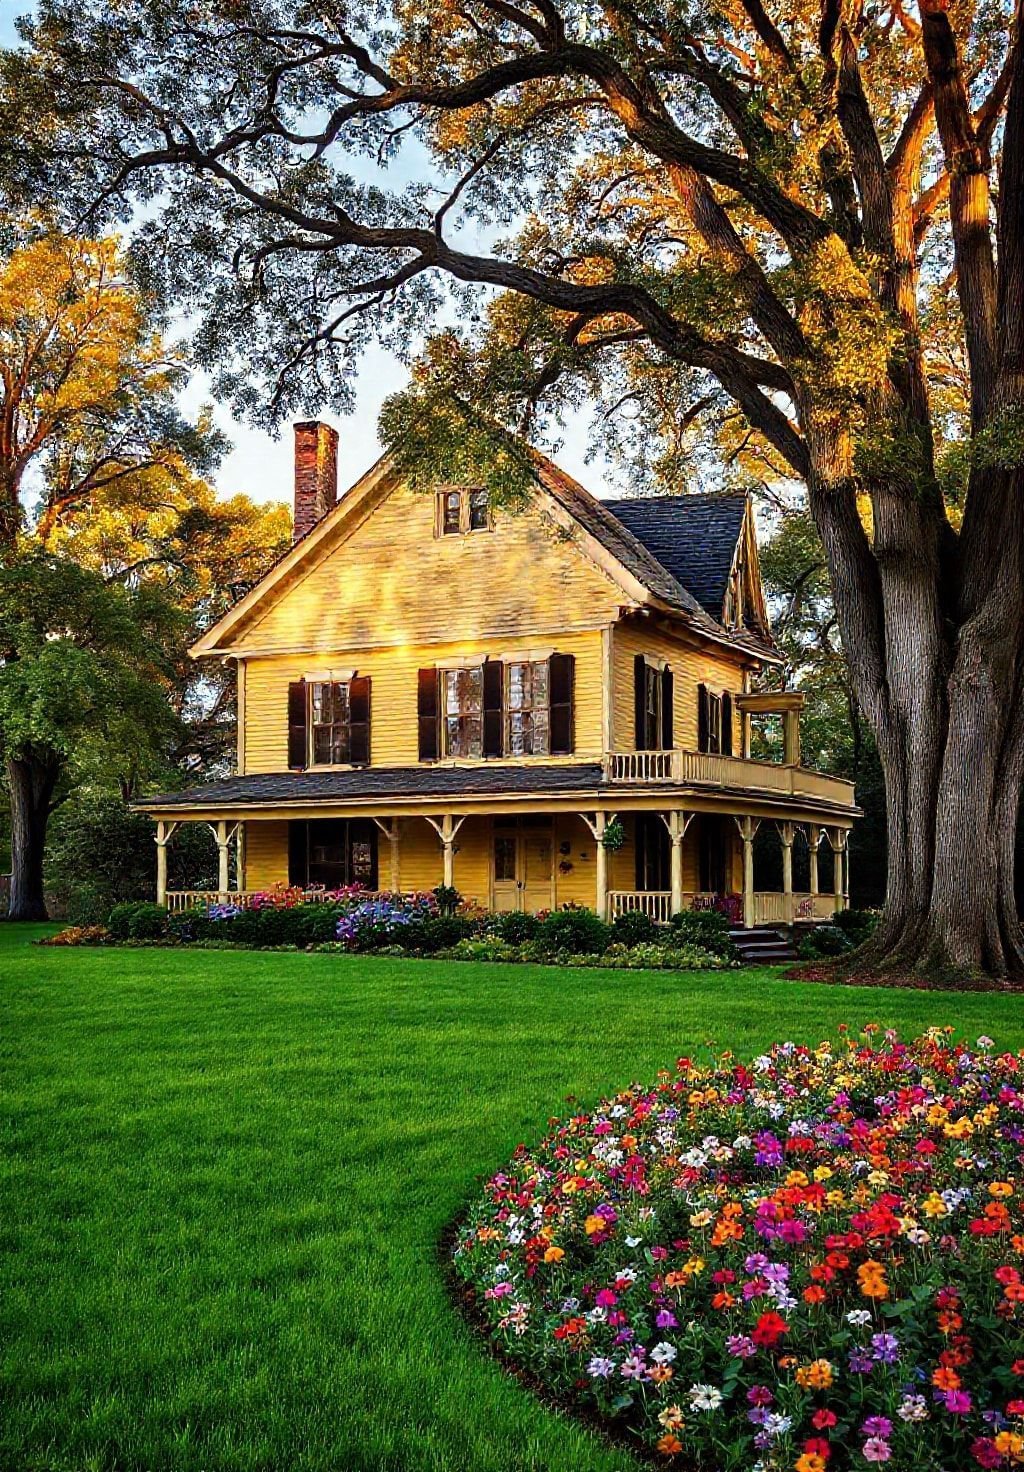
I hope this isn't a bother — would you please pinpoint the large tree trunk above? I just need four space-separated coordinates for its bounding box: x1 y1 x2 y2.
6 753 60 922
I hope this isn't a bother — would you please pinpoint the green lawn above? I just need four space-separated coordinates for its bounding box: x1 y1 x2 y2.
3 929 1023 1472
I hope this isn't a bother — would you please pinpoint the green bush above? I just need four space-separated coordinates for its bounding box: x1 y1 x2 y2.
669 908 736 958
597 941 729 970
432 884 462 917
108 901 168 940
832 907 878 945
797 923 855 960
491 910 541 945
404 915 479 954
445 936 519 963
167 907 215 943
610 909 660 947
537 906 611 955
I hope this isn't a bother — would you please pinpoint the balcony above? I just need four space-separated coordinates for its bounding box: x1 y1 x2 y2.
604 748 857 811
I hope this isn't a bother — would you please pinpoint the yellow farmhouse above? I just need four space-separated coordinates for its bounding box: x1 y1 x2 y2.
137 421 858 930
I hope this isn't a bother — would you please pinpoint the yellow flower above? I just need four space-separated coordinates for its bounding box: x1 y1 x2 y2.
658 1404 685 1430
584 1214 605 1235
689 1209 714 1228
543 1246 565 1263
814 1166 834 1182
990 1181 1015 1199
786 1170 810 1188
922 1192 948 1218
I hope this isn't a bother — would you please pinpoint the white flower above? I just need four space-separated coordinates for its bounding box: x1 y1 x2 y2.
977 1035 994 1050
764 1413 793 1437
897 1394 929 1423
847 1309 872 1326
625 1235 642 1248
688 1384 723 1412
650 1342 678 1365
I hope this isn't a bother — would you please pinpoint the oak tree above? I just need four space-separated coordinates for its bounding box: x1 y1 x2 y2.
5 0 1021 972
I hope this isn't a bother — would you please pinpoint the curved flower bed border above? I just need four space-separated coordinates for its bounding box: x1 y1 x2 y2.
451 1028 1024 1470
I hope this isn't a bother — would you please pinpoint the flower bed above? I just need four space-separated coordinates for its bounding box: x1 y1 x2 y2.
452 1028 1024 1469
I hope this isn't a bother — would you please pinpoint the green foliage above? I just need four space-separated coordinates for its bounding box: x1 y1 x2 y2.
490 910 541 944
610 909 659 946
107 901 167 940
670 908 736 958
600 817 626 852
797 924 855 960
404 915 479 954
833 907 880 945
430 883 463 918
537 906 611 956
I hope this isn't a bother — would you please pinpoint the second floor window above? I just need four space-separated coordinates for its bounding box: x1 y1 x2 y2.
634 654 674 751
697 683 733 755
311 681 352 764
443 666 484 757
506 660 550 755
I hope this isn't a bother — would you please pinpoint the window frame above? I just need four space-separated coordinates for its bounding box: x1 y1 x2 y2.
441 663 485 758
643 661 663 751
435 486 492 537
309 679 353 767
503 658 551 757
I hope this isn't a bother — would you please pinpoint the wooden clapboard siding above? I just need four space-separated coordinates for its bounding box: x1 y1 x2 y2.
241 629 603 774
611 621 744 753
234 480 625 654
244 820 290 890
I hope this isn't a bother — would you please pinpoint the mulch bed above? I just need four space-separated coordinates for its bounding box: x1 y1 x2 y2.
784 961 1024 992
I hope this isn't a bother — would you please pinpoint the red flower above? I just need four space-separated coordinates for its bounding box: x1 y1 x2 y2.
812 1410 838 1430
751 1311 789 1348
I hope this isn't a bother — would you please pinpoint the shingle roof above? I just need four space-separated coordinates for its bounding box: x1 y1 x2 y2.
136 763 608 810
600 493 748 622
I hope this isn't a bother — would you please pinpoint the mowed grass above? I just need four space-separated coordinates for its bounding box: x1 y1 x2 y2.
3 930 1024 1472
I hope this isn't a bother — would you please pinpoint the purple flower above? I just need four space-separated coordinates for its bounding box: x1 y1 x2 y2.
863 1416 893 1438
870 1334 900 1365
849 1348 874 1374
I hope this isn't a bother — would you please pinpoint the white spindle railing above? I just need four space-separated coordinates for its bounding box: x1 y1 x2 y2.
164 888 358 914
609 890 674 922
605 748 856 807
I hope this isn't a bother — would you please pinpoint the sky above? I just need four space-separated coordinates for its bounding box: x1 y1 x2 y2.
0 0 615 508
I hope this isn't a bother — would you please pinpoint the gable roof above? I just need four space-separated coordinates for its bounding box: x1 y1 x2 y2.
190 436 778 663
601 493 747 622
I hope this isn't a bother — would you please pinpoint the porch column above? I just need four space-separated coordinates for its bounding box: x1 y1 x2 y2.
426 814 466 890
595 811 608 922
778 821 795 925
661 810 694 917
734 816 760 929
154 820 179 906
216 820 232 894
235 823 246 892
808 824 821 897
830 827 847 913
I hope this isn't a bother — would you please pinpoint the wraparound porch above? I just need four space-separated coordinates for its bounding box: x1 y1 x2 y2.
152 806 851 928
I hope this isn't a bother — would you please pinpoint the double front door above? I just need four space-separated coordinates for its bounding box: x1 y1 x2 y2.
492 817 555 912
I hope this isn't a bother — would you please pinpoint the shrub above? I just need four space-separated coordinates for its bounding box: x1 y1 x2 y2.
432 883 462 916
454 1030 1023 1470
445 936 519 963
797 922 855 959
610 909 660 947
167 907 215 943
537 906 611 955
405 914 479 954
594 940 730 970
107 901 168 940
491 910 541 945
670 907 736 958
335 893 439 950
833 907 879 945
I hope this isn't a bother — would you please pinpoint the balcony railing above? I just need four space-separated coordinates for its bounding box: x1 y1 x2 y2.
605 749 856 808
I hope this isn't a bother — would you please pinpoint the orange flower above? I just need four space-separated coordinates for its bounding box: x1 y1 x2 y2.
543 1245 565 1263
857 1260 889 1299
932 1367 961 1391
803 1285 827 1305
649 1364 674 1384
656 1433 683 1456
796 1456 828 1472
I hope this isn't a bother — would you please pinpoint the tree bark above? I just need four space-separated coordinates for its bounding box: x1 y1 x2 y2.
6 752 60 922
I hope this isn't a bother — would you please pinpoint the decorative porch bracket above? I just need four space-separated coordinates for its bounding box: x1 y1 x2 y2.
659 810 696 916
733 815 761 930
154 820 181 907
422 813 467 889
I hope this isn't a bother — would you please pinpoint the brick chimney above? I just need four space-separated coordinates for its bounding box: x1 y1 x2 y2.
293 420 339 543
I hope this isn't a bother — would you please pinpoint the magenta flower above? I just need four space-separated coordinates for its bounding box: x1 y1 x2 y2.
862 1438 892 1462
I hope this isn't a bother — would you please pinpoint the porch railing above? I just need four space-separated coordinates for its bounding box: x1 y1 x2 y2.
609 890 674 922
164 888 348 914
610 890 839 926
604 749 856 807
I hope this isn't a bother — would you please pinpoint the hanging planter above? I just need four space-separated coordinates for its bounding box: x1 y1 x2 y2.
600 817 626 851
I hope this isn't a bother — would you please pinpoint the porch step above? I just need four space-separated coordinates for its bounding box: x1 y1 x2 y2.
728 925 798 964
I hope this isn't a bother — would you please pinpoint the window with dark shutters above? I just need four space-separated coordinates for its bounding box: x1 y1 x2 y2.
288 679 307 769
634 654 647 749
636 655 671 750
482 659 504 758
722 692 733 756
549 652 575 754
417 667 439 761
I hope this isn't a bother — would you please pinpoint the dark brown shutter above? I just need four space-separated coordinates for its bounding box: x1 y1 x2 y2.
483 659 504 758
418 668 439 761
349 676 371 765
288 821 307 886
288 679 307 770
722 691 733 756
549 653 575 754
635 813 646 891
662 666 674 750
697 683 709 754
634 654 647 750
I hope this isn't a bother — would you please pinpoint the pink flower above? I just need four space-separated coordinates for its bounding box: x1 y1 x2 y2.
595 1289 618 1307
863 1438 892 1462
944 1391 972 1415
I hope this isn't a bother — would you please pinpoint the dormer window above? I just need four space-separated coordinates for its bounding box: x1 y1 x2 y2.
436 487 491 535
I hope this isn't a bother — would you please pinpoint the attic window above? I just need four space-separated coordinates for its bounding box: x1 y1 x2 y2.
436 487 491 536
